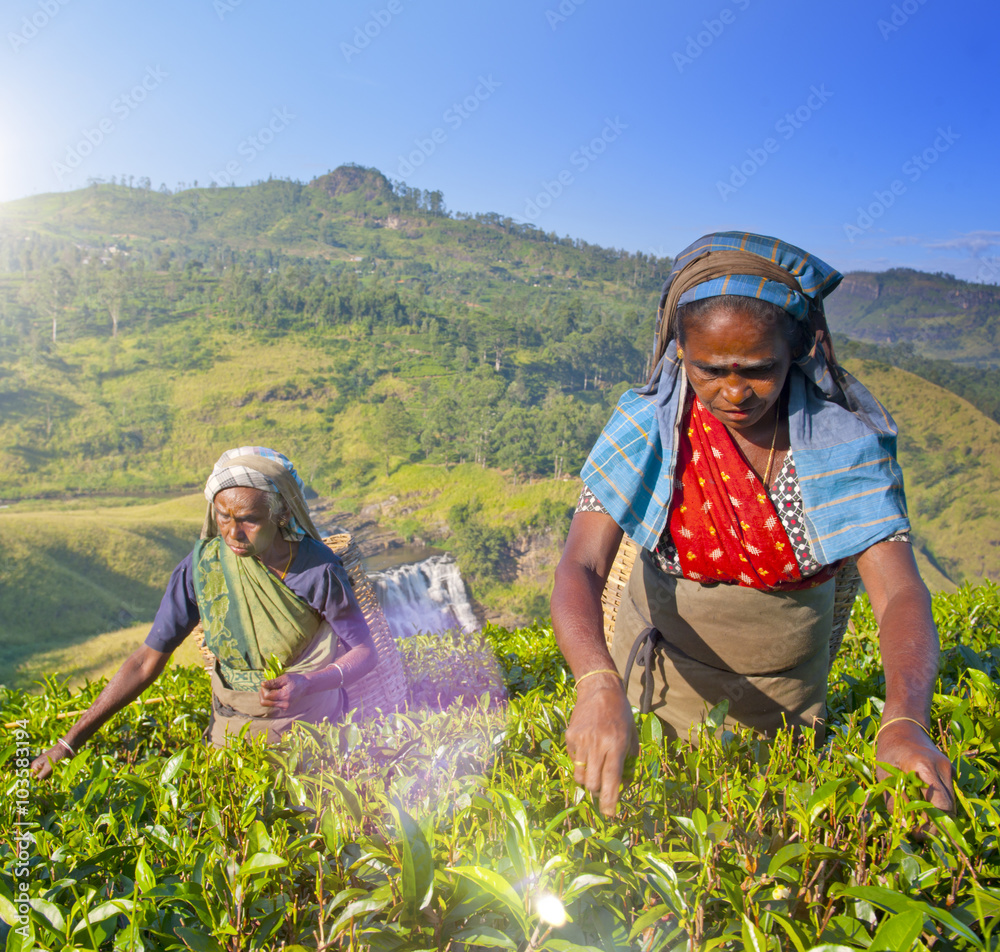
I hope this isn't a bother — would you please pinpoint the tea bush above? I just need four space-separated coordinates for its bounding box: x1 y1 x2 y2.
1 586 999 951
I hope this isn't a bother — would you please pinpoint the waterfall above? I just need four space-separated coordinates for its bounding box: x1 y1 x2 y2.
370 554 478 639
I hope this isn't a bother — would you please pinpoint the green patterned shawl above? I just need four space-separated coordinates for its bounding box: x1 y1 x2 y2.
192 536 321 691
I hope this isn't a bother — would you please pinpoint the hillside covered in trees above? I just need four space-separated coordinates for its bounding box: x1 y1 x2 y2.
0 167 669 495
0 166 998 594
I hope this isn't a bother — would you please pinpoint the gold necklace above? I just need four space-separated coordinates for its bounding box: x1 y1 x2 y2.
762 410 780 488
278 543 295 580
261 542 295 580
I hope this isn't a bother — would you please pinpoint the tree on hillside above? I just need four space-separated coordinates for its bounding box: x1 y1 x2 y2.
23 266 75 343
476 313 516 372
370 395 413 476
99 259 138 338
493 406 543 482
448 497 515 585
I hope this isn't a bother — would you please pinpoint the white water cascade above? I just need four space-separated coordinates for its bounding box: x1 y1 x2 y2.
370 554 478 639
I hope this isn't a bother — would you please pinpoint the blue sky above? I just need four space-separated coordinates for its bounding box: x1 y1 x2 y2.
1 0 997 281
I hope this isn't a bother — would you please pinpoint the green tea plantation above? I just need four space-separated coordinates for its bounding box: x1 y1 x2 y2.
2 584 999 951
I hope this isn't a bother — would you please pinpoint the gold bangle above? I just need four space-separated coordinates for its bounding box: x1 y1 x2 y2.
575 667 621 687
875 716 932 743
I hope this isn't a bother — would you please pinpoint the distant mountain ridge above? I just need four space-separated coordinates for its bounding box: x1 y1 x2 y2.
826 268 1000 368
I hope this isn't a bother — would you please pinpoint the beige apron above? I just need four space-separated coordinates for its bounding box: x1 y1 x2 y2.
205 667 344 746
610 549 834 743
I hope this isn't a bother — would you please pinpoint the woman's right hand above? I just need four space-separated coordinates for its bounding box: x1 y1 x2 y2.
31 744 70 780
565 674 639 816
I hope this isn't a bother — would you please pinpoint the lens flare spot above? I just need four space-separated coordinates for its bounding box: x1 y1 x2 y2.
534 892 567 927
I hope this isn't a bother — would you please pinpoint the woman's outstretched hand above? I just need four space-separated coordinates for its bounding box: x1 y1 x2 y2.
565 674 639 817
30 744 69 780
875 719 955 814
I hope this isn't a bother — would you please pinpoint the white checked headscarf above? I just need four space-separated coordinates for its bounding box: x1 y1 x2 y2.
203 446 320 542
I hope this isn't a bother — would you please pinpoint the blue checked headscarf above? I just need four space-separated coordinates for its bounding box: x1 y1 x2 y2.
581 232 910 567
651 231 843 372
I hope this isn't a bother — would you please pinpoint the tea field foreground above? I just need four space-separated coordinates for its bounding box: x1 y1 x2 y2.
2 584 999 951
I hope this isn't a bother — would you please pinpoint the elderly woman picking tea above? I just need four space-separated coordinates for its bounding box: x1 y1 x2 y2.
551 233 955 817
32 446 375 777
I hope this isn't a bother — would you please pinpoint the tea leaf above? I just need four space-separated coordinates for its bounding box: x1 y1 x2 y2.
448 865 527 929
869 909 924 951
394 802 435 916
449 926 518 949
237 852 287 879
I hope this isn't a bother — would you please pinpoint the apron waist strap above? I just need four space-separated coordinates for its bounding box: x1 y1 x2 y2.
623 626 663 716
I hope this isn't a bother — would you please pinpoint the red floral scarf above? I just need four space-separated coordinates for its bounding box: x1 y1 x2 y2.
669 398 837 590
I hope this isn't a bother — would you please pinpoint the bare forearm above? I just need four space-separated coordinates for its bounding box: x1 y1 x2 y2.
878 586 939 723
551 561 617 677
305 643 376 694
63 648 169 749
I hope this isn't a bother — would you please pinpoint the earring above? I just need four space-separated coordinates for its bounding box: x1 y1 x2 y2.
677 346 684 358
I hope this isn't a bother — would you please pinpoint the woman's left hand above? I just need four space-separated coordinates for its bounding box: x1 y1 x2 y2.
875 719 955 813
259 672 313 713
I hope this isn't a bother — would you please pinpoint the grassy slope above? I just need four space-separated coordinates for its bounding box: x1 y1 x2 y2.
0 179 656 293
15 622 207 691
844 357 1000 584
0 494 204 685
0 329 425 497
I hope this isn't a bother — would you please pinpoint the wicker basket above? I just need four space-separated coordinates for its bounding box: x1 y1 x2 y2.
600 536 860 662
191 532 407 717
324 531 407 716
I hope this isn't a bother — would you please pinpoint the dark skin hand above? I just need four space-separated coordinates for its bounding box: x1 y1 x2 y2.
259 644 374 715
551 514 956 818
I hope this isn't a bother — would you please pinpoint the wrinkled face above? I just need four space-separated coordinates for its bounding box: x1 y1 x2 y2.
213 487 280 558
679 306 793 431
